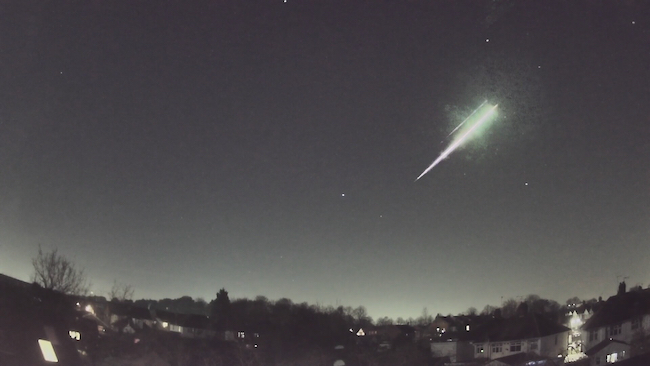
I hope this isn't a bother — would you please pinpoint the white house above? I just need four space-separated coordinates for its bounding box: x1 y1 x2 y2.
581 285 650 365
431 313 569 364
469 313 569 361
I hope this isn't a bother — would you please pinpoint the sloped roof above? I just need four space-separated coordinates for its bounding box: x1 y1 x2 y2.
108 302 131 316
0 275 83 365
0 273 31 289
154 309 179 323
129 306 153 320
177 314 211 329
488 352 551 366
582 288 650 331
470 313 569 342
613 352 650 366
584 338 629 356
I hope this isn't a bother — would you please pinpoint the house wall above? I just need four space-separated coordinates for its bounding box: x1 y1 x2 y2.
472 333 567 361
539 331 568 357
484 339 536 359
431 340 475 362
169 324 182 333
180 327 216 339
583 327 604 351
431 341 457 361
457 341 475 362
584 314 650 352
589 342 630 366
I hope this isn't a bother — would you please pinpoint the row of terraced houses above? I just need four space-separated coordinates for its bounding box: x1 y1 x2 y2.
423 282 650 366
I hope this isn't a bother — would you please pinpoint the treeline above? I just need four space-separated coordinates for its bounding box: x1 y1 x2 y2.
472 294 603 320
130 290 374 353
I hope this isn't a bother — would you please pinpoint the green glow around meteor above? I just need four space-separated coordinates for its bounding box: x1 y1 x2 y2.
416 103 498 181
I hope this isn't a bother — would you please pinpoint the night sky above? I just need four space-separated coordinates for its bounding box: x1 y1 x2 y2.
1 0 649 320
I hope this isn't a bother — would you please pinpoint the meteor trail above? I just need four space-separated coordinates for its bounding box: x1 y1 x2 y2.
416 103 498 181
447 100 488 137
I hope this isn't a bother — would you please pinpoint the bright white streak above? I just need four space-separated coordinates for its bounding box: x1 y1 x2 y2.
447 100 488 137
416 104 498 181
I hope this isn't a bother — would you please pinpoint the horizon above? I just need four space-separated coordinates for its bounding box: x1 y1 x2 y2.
0 270 632 320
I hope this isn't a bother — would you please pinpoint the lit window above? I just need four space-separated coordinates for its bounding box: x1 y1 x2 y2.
510 341 521 352
38 339 59 363
162 321 168 328
606 353 618 363
68 331 81 341
492 343 502 353
466 325 470 331
238 331 245 338
475 344 484 354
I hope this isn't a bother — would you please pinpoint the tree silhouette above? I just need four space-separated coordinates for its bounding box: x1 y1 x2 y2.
211 288 232 329
31 245 91 295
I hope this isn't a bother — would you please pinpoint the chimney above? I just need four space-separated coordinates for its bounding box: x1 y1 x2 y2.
617 281 626 295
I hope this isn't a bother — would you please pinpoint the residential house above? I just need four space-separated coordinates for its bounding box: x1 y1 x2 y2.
108 302 131 329
484 352 564 366
470 313 569 361
356 324 416 350
129 306 155 329
584 339 630 365
431 313 569 364
107 302 154 333
429 315 480 363
581 284 650 365
611 352 650 366
155 309 182 333
428 315 475 339
0 273 84 366
565 303 595 354
154 310 216 339
177 314 216 339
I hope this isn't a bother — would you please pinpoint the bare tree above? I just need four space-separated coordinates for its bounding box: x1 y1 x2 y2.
108 280 135 302
480 304 498 315
565 296 581 306
376 316 394 326
31 245 91 295
351 306 373 326
501 298 519 318
417 307 433 326
466 307 478 316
